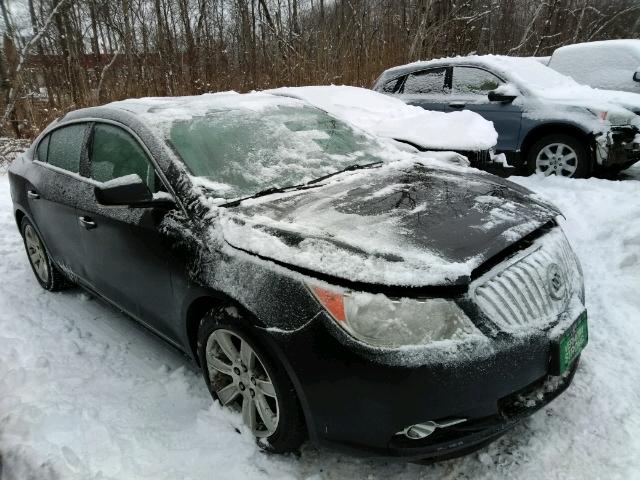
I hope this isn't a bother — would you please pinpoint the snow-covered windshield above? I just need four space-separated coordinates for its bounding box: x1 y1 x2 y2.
168 105 385 198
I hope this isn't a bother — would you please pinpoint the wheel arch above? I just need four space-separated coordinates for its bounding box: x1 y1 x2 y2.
520 122 593 161
183 290 272 367
14 208 26 231
183 290 316 439
184 294 226 366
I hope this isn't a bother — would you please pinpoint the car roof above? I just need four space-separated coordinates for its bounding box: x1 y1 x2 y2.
552 39 640 56
61 91 310 129
375 54 583 95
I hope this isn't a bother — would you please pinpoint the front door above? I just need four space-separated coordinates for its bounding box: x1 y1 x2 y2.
76 122 181 341
446 66 523 152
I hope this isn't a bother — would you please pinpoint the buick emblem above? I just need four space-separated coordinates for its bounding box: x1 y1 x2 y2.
547 263 566 300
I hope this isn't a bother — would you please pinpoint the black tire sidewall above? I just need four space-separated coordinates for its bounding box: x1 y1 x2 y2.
527 134 590 178
197 307 306 453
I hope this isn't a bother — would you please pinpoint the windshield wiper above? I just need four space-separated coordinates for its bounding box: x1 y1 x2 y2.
220 162 383 208
306 161 383 185
220 184 310 207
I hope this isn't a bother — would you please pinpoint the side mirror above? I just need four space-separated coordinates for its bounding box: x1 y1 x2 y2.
488 90 517 103
633 71 640 82
94 174 175 209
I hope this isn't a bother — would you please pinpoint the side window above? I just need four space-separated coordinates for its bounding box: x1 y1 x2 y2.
47 124 89 173
90 124 157 192
382 77 403 93
36 134 50 162
402 68 447 94
451 67 502 95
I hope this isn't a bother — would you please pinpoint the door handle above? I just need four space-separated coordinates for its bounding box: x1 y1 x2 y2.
27 190 40 199
448 102 466 109
78 216 97 230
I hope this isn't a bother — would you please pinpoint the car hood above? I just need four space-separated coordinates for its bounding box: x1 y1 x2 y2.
217 159 559 288
531 86 640 127
589 89 640 115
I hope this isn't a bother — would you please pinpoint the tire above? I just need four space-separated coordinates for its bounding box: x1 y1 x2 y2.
526 134 591 178
197 306 306 453
20 217 72 291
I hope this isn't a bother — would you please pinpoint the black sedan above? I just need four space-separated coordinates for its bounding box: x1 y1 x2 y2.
8 92 588 461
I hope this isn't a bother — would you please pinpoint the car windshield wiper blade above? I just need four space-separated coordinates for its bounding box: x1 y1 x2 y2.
220 184 308 207
220 162 383 208
306 161 383 185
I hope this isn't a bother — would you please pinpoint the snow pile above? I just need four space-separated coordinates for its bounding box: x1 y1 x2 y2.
1 164 640 478
266 86 498 151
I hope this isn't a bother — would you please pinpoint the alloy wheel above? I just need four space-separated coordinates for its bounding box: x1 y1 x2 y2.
205 329 279 437
24 224 50 284
535 142 578 177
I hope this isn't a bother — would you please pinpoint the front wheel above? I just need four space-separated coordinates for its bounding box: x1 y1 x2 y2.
197 307 306 453
527 134 590 178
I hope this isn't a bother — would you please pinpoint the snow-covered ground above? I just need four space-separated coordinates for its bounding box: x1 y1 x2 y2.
0 165 639 479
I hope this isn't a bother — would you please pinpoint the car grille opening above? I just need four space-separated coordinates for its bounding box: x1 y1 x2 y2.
470 227 582 332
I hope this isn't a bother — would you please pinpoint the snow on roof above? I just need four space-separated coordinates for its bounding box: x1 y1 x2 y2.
381 55 581 95
107 91 302 126
548 40 640 93
266 85 497 151
552 39 640 56
379 54 640 117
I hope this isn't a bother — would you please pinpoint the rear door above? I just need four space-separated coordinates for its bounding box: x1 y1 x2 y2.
27 123 90 280
76 122 181 340
395 67 449 111
446 66 522 151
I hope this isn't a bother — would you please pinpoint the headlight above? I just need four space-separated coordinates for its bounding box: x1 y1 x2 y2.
587 108 609 121
588 107 635 126
308 285 482 348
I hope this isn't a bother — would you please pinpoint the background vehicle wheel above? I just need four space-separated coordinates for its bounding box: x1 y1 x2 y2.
197 307 306 453
21 217 72 291
527 134 590 178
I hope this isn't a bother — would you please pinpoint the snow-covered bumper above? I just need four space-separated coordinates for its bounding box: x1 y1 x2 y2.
596 126 640 169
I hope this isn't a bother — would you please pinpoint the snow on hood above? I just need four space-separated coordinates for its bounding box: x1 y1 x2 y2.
265 85 498 152
379 55 640 127
215 158 558 288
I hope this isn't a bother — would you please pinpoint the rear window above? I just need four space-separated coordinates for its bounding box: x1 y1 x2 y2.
46 124 88 173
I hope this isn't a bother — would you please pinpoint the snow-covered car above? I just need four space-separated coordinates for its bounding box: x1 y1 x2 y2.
547 39 640 94
373 55 640 177
265 85 503 171
9 92 588 461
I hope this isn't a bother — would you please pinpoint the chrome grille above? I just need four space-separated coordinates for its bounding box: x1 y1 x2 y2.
470 228 582 332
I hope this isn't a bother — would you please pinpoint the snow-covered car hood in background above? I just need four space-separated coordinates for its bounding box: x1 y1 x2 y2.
217 159 558 288
265 86 498 152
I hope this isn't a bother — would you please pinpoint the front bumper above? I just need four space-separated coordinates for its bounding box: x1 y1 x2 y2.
262 312 582 461
597 126 640 169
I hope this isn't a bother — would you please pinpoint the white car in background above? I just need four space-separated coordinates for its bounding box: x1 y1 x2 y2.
266 86 505 172
548 40 640 94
